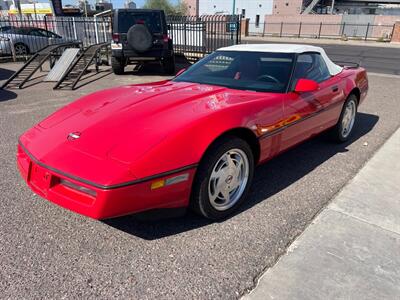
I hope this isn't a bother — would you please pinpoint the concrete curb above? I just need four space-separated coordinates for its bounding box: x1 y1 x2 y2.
243 127 400 299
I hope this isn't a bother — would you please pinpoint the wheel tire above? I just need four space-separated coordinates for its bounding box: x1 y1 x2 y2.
162 56 175 75
127 24 153 53
14 43 29 56
190 136 254 220
111 57 125 75
330 94 358 143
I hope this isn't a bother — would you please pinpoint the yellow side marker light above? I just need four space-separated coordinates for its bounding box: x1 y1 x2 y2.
151 179 165 190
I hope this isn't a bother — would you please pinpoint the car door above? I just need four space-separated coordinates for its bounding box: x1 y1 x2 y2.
280 52 345 151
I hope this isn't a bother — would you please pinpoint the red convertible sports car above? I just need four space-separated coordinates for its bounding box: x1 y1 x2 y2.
17 44 368 220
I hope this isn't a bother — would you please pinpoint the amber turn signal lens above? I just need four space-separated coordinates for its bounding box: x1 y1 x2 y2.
151 179 165 190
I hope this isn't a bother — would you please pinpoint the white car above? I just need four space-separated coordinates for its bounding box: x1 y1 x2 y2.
0 26 64 56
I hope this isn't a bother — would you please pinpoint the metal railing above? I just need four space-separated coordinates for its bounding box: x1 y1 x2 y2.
248 22 394 41
0 16 111 61
0 15 241 61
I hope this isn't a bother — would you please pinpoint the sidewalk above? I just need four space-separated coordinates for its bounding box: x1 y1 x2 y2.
244 128 400 299
241 36 400 48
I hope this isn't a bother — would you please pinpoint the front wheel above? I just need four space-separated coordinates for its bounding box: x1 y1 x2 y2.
191 136 254 220
330 94 358 143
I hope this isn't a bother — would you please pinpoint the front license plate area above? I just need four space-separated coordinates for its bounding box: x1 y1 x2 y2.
29 163 52 195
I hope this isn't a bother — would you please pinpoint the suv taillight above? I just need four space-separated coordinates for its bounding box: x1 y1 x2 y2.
112 33 120 43
163 34 169 43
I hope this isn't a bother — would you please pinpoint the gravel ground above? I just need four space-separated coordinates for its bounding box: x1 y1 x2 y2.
0 62 399 299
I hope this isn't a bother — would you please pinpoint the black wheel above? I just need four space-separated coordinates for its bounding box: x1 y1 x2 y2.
111 56 125 75
14 43 29 56
330 94 358 143
190 136 254 220
162 56 175 75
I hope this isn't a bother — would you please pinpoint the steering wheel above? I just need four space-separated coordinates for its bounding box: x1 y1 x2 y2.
257 74 280 84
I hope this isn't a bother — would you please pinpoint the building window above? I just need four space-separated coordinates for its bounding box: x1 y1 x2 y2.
255 15 260 28
241 9 245 17
286 3 289 6
213 5 216 8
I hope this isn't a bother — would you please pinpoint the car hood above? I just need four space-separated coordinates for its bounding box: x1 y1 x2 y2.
20 80 278 185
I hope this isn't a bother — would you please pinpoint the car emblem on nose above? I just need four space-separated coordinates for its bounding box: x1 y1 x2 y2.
67 132 81 141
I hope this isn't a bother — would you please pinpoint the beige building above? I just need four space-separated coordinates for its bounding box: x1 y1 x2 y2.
184 0 199 16
272 0 303 14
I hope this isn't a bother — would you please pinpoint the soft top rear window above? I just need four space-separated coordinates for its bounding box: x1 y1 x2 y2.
117 11 162 33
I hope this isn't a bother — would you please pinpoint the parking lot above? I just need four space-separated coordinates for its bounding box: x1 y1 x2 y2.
1 55 400 298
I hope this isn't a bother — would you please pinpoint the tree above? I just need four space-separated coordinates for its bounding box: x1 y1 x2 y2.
143 0 188 16
174 1 188 15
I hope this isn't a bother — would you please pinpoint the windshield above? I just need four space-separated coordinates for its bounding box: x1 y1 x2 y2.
174 51 295 93
117 11 162 33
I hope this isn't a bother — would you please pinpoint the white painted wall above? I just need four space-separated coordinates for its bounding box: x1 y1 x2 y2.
198 0 273 23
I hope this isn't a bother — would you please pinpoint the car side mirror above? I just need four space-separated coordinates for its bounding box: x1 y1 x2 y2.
294 79 319 93
175 68 186 77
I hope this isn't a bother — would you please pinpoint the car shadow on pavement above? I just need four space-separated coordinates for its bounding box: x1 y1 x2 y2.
104 112 379 240
0 89 17 102
120 55 193 76
0 67 15 81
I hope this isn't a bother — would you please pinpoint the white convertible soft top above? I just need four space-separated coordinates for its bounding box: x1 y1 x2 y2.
218 44 343 76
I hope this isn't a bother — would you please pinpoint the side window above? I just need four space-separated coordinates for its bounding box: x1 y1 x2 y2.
29 29 47 37
44 30 60 38
293 53 331 84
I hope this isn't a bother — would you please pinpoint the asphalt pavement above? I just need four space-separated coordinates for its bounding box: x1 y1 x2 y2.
244 38 400 75
0 58 400 299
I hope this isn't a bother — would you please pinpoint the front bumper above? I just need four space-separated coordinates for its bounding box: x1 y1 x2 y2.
17 144 195 219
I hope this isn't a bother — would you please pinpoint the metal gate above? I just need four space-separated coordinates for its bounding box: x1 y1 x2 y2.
167 15 241 56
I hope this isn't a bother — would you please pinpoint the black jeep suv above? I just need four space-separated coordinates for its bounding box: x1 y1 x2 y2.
111 9 175 75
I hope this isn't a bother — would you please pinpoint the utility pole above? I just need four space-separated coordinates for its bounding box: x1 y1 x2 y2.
232 0 236 16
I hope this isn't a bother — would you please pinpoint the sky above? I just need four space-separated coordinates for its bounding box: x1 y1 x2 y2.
63 0 179 9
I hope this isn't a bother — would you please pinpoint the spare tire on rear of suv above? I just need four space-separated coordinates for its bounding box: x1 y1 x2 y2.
127 24 153 53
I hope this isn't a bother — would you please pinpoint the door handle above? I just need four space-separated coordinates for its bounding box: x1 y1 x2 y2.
332 86 339 92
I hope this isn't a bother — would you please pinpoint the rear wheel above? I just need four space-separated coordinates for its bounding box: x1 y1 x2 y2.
111 56 125 75
191 136 254 220
162 56 175 75
330 94 358 143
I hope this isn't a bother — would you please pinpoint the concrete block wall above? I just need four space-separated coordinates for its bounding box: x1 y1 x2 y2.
391 22 400 42
262 14 400 39
263 15 342 36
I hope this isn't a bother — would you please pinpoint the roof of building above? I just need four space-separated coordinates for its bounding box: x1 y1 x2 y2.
217 44 343 75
